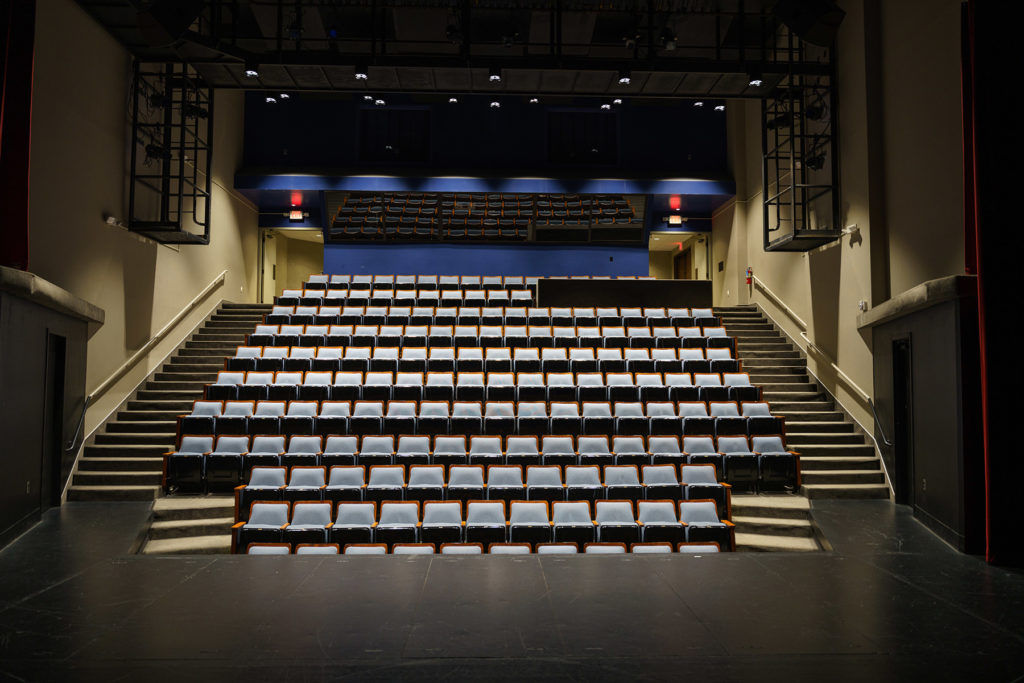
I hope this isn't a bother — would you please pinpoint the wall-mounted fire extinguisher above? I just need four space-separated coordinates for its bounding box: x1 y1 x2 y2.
746 267 753 285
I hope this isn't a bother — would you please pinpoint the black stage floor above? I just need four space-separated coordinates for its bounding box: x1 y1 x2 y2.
1 500 1022 681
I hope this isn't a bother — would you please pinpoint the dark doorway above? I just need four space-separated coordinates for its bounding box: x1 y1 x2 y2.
892 337 914 505
40 333 67 510
674 247 692 280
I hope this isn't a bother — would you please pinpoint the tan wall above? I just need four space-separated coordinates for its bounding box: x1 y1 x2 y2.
648 251 674 279
29 0 259 434
273 233 323 294
711 0 964 430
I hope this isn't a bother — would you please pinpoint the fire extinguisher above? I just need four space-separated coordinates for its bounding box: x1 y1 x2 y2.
746 267 753 285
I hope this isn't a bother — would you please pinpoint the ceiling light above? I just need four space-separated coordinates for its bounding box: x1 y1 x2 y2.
244 63 259 78
618 69 632 85
600 103 612 110
748 78 763 87
363 95 374 101
374 99 385 106
714 104 725 112
612 98 622 105
693 101 704 107
355 64 369 80
529 97 539 104
490 101 501 108
489 66 502 82
449 97 458 104
265 96 277 104
279 93 290 100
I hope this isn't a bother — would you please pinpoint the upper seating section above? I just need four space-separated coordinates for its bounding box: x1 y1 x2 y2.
329 193 638 243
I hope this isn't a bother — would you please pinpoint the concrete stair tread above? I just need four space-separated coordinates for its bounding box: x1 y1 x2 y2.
734 533 821 552
67 485 160 501
153 495 234 512
142 535 233 555
732 515 813 528
729 495 810 511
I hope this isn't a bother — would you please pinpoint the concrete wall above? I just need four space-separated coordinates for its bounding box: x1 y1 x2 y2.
711 0 965 431
29 0 259 435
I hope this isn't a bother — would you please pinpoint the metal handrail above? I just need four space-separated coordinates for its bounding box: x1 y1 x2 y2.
868 398 894 448
64 395 91 453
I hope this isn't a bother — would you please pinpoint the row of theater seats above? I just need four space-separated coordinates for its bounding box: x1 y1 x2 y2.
275 290 535 307
167 434 794 494
234 463 730 517
245 326 733 351
329 222 528 242
232 499 730 553
304 274 651 290
266 306 719 327
225 347 740 374
246 542 721 555
201 372 759 404
182 399 776 438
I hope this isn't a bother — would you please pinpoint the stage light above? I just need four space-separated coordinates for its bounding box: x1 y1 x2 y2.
600 103 612 110
355 64 369 80
660 27 677 50
489 66 502 82
618 69 632 85
766 112 793 129
279 93 290 100
805 153 826 170
363 95 374 101
714 104 725 112
748 76 764 87
806 101 826 120
449 97 459 104
612 98 622 105
529 97 539 104
490 100 501 108
244 62 259 78
693 101 704 107
374 99 386 106
265 96 277 104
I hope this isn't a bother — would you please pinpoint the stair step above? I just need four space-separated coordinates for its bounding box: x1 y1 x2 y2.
127 399 195 411
730 331 782 339
67 485 161 502
85 444 169 457
758 383 818 393
791 444 876 458
786 433 866 445
145 381 208 391
740 359 807 369
801 470 885 485
763 391 826 401
803 483 891 500
154 372 219 382
153 495 235 521
141 534 233 555
747 374 813 383
167 358 225 368
117 410 184 422
780 411 845 422
785 420 855 432
94 432 176 445
798 456 880 471
738 350 803 359
149 517 235 540
735 532 821 552
191 334 249 343
77 457 165 472
176 349 235 358
770 400 835 412
185 341 241 350
730 494 810 519
73 471 163 486
732 515 816 538
221 303 273 310
106 420 178 433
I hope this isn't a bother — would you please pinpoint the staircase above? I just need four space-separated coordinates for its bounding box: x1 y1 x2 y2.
68 302 271 503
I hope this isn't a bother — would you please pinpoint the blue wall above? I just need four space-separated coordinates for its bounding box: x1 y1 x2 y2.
324 243 648 277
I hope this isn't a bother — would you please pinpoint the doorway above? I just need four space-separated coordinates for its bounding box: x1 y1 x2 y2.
892 337 914 505
260 228 325 303
648 231 711 280
674 247 693 279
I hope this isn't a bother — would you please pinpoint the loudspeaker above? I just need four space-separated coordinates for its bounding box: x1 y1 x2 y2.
770 0 846 47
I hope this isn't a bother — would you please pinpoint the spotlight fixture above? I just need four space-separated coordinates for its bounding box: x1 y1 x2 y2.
529 97 539 104
806 100 827 120
489 66 502 83
693 101 704 107
363 95 374 101
600 103 612 110
374 99 386 106
244 62 259 78
805 153 826 171
714 104 726 112
612 98 622 105
748 76 764 87
355 64 369 80
279 93 290 100
618 69 632 85
449 97 459 104
490 100 501 108
265 96 277 104
766 112 793 129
